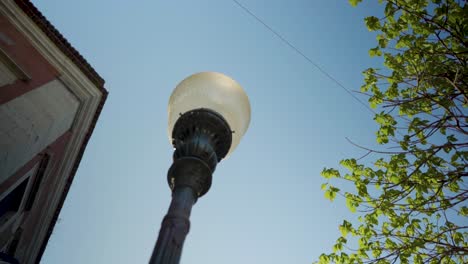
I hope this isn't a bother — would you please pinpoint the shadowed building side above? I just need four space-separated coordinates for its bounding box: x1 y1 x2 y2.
0 1 108 263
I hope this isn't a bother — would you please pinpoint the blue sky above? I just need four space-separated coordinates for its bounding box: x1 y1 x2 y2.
36 0 385 263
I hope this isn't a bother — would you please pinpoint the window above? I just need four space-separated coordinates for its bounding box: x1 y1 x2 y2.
5 228 22 257
24 155 49 211
0 179 28 226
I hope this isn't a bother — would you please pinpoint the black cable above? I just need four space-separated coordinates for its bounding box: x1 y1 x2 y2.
231 0 377 115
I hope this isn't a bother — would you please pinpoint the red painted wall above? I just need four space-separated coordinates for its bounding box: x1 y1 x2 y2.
0 14 58 104
18 131 72 253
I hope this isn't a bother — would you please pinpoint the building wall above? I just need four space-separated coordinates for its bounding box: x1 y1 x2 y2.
0 10 78 263
0 131 70 262
0 79 80 183
0 1 106 263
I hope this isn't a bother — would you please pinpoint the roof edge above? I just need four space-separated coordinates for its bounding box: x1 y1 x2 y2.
15 0 108 94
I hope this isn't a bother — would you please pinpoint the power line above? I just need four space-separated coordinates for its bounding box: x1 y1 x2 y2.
230 0 376 115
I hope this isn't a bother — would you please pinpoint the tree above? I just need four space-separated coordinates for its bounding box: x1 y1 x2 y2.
319 0 467 263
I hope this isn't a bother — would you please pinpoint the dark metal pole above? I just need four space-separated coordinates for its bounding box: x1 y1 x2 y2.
149 109 233 264
149 186 196 264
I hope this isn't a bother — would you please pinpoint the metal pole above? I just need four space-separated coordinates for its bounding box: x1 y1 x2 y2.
149 109 233 264
149 186 196 264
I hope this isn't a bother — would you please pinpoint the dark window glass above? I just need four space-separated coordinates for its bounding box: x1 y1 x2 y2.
6 228 22 256
0 179 28 222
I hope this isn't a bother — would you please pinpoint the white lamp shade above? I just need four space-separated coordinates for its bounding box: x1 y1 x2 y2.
168 72 251 156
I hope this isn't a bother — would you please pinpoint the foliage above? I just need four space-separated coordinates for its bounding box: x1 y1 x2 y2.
319 0 467 263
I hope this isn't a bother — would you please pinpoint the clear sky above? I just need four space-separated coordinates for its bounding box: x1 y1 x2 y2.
36 0 385 263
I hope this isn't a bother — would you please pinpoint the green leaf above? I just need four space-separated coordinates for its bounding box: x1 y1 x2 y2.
321 168 340 179
324 186 339 201
318 254 329 264
447 134 458 142
365 16 381 31
339 220 352 237
377 34 388 48
349 0 362 7
348 198 358 213
459 206 468 216
369 47 382 57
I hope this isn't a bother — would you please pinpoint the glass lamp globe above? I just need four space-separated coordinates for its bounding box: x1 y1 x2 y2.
168 72 251 157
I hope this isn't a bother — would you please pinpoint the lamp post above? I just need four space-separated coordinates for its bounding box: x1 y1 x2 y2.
149 72 251 264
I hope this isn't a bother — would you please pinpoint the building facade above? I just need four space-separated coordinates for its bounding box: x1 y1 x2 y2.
0 1 107 263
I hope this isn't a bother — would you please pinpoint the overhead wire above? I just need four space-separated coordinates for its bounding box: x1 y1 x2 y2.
230 0 377 115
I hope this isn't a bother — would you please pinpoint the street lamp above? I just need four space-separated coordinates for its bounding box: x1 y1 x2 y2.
149 72 251 264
